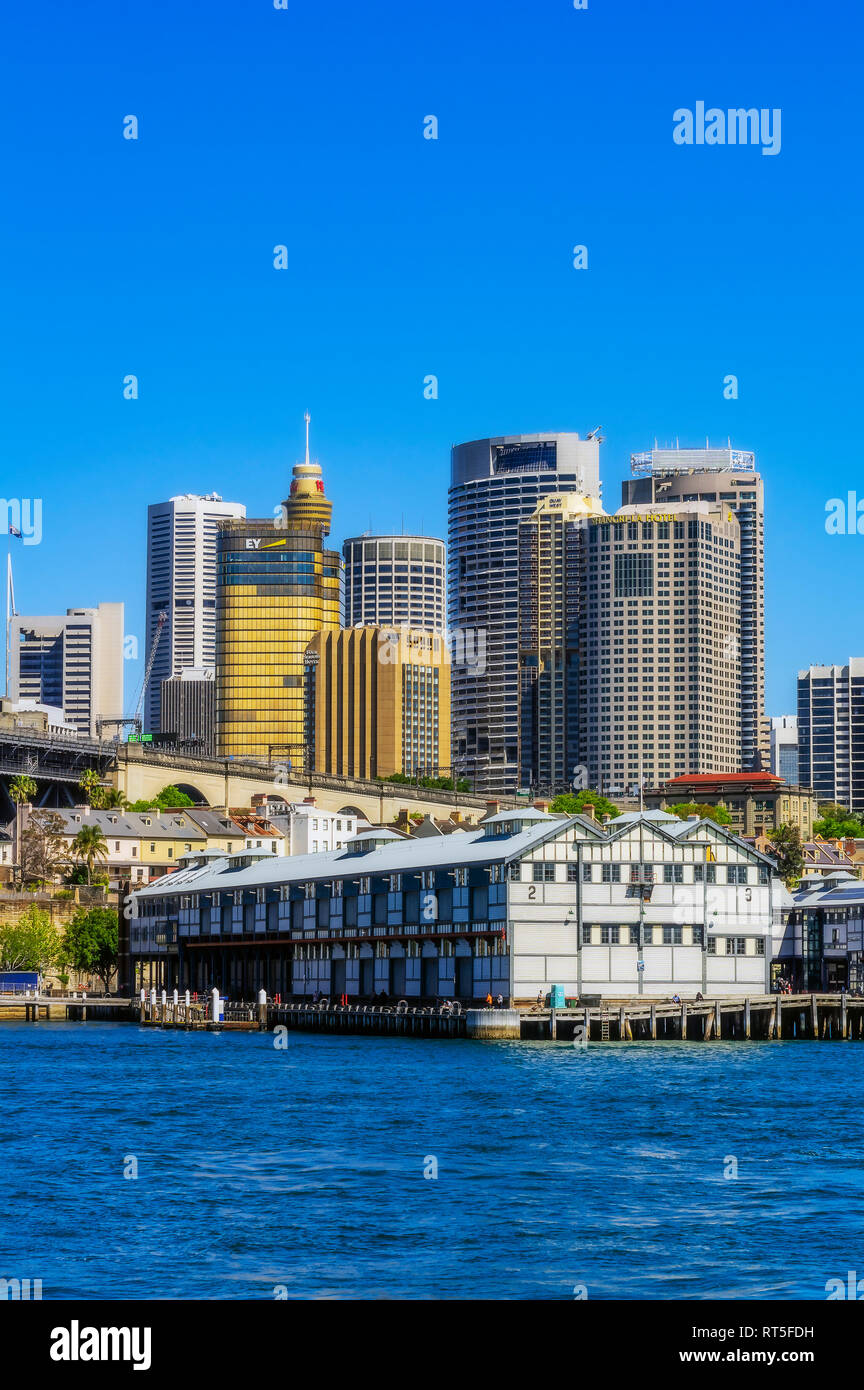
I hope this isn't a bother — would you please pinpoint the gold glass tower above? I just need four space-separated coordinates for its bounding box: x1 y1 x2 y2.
216 416 341 760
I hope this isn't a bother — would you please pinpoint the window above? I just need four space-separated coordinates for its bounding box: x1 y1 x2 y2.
582 863 593 882
508 863 521 882
662 925 683 944
630 863 654 883
663 865 684 883
726 937 746 956
533 863 555 882
629 925 640 944
755 939 765 956
567 864 579 883
706 936 716 954
727 865 748 885
601 864 621 882
692 925 703 946
600 925 620 944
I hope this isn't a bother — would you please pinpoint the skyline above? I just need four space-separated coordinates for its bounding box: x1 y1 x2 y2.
2 0 862 720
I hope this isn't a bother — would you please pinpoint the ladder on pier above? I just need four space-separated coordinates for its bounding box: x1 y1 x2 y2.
600 1010 611 1041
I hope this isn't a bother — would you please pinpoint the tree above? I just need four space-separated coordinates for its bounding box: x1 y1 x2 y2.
9 775 37 885
813 803 864 839
68 825 109 886
0 904 62 976
669 801 732 827
550 790 620 821
62 907 118 992
767 823 805 888
101 788 130 810
19 810 68 886
127 785 194 812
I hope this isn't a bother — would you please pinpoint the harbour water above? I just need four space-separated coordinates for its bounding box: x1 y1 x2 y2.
1 1022 861 1300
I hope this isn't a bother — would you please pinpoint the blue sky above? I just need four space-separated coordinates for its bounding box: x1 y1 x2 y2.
0 0 861 716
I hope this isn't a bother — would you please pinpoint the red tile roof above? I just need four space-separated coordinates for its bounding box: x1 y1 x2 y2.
666 773 783 786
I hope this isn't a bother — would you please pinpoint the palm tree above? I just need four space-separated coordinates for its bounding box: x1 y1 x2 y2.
78 770 108 808
9 774 37 889
100 788 129 811
69 825 109 886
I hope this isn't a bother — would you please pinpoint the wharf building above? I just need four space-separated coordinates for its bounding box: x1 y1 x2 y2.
448 432 602 796
304 625 450 782
129 806 782 1002
342 535 446 632
215 418 341 760
780 871 864 992
10 602 124 740
622 445 766 770
145 494 245 735
797 660 864 815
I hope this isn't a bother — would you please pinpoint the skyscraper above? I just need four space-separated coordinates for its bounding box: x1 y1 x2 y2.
517 493 606 793
579 502 742 792
622 445 766 770
10 603 124 739
342 535 446 631
304 625 451 781
769 715 799 784
798 661 864 812
215 418 341 760
145 494 245 733
449 432 601 795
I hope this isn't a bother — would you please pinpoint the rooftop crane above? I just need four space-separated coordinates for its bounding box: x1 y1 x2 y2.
131 609 168 735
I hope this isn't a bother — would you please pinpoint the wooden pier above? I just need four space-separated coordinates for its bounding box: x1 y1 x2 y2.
4 990 863 1043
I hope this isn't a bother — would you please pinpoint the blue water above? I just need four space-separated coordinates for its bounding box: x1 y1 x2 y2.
0 1022 861 1300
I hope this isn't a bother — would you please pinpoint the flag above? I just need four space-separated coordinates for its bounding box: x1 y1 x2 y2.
8 526 21 538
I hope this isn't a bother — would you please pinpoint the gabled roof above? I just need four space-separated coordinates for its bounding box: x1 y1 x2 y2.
604 810 779 866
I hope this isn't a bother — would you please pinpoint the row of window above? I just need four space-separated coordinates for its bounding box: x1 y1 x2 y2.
523 861 767 885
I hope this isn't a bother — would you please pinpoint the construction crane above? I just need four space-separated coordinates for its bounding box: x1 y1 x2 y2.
130 610 168 736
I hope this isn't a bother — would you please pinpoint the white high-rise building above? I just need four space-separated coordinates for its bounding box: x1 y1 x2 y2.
145 494 245 733
10 603 124 739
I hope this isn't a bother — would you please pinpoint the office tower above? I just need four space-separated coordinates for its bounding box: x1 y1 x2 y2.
798 660 864 812
10 603 124 739
342 535 446 631
517 493 606 793
449 431 601 795
580 502 742 792
623 444 765 770
215 419 341 759
304 626 451 781
145 494 246 733
160 667 216 756
769 715 799 783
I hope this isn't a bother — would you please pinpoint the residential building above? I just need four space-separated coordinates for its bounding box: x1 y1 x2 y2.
145 494 245 733
647 772 817 839
622 444 766 769
304 625 451 781
342 534 446 631
129 807 782 1000
797 660 864 814
580 501 742 792
215 419 341 759
249 798 367 854
769 715 799 783
160 667 216 755
449 431 602 795
10 603 124 739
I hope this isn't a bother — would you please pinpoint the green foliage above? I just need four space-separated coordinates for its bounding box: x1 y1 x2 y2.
9 775 37 805
68 825 109 885
127 785 195 812
62 907 119 992
550 790 620 821
767 823 805 888
813 802 864 839
0 904 62 974
385 773 470 792
669 801 732 826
